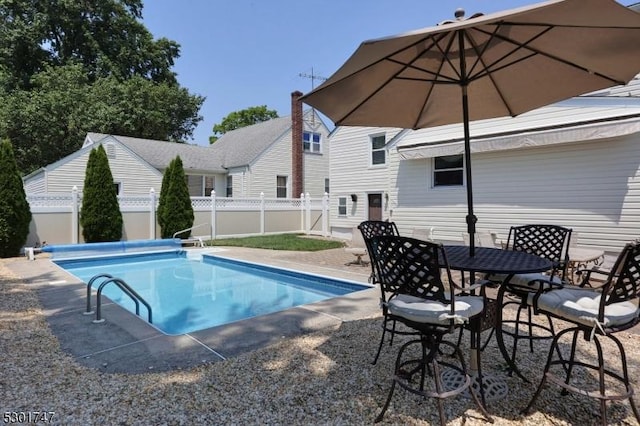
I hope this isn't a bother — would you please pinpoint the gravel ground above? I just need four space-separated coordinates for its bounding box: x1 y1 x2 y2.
1 258 639 425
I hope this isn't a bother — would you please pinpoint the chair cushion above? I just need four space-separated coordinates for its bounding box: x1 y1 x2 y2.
490 272 562 290
531 288 639 328
387 294 484 325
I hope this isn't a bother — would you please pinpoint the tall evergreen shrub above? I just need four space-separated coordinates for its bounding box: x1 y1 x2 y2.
0 139 32 257
160 156 194 238
80 145 123 242
157 157 175 235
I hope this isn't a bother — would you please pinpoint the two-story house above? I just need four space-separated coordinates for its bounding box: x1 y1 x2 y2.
23 92 331 199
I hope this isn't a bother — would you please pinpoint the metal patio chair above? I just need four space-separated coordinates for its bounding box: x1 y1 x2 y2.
523 240 640 425
491 224 572 381
358 220 408 365
368 235 492 425
359 220 400 282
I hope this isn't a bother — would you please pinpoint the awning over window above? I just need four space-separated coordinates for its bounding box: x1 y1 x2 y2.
398 116 640 160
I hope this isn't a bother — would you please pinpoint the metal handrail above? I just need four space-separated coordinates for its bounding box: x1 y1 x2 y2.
93 277 153 324
173 222 209 239
85 273 113 315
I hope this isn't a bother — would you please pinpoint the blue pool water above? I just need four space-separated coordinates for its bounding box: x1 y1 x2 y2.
56 251 370 335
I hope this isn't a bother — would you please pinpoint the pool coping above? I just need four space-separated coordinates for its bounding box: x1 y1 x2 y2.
4 248 378 374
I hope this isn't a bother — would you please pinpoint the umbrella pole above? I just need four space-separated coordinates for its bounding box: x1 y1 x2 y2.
461 84 477 257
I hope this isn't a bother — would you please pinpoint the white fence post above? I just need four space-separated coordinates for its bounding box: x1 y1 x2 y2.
71 186 79 243
322 192 329 237
300 192 305 231
149 188 156 239
305 192 311 234
211 190 216 239
260 192 265 234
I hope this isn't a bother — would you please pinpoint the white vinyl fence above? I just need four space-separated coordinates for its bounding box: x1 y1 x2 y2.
26 187 330 246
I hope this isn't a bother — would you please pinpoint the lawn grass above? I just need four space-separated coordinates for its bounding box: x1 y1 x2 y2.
207 233 344 251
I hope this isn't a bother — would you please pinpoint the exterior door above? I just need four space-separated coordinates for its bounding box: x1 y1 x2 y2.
368 193 382 221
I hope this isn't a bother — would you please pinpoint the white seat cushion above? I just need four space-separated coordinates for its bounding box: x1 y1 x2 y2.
530 288 639 328
387 293 484 325
490 272 562 290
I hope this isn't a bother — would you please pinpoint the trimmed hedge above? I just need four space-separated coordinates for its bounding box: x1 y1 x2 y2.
80 145 123 242
0 139 32 257
159 155 194 238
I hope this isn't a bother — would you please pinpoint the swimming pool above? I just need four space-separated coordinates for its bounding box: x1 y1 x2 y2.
55 251 371 335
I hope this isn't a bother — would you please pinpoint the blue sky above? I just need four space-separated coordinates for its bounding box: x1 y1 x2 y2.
140 0 553 145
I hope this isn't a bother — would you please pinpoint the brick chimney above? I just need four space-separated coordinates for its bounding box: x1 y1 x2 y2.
291 90 304 197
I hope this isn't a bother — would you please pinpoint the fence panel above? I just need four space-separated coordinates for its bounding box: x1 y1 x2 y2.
25 190 329 245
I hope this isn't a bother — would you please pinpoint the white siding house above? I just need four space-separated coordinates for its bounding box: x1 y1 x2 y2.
302 115 332 197
23 93 331 199
23 136 164 195
213 108 330 198
328 126 404 239
329 78 640 253
23 134 226 196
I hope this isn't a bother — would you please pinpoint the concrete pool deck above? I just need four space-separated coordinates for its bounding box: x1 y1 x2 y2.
4 246 378 374
8 244 639 376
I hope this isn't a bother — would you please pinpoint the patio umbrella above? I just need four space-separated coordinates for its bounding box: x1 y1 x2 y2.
301 0 640 256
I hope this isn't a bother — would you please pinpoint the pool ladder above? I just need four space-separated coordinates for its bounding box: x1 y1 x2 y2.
84 273 153 324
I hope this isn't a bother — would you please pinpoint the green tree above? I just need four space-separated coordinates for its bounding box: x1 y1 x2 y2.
1 64 204 174
160 156 193 239
0 0 178 90
0 1 204 174
0 139 32 257
2 65 92 173
80 145 123 242
209 106 278 144
157 157 175 235
88 74 204 142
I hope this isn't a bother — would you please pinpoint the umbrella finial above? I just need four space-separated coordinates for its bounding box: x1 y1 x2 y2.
438 8 467 25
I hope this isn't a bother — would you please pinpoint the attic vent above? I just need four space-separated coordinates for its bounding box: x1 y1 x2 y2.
105 143 116 159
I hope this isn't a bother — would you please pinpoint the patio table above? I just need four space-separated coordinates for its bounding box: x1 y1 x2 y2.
441 245 552 402
567 247 605 285
444 245 553 276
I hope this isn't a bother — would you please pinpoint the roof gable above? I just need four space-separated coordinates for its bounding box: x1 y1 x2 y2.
210 116 292 168
27 137 103 177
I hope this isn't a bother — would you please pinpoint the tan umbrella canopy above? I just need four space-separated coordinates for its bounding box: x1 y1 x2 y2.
302 0 640 256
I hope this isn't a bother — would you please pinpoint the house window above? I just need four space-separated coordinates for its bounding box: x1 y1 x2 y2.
371 134 386 166
186 175 202 196
303 131 321 153
113 182 122 195
338 197 347 216
324 178 330 194
205 176 214 196
226 176 233 197
276 175 287 198
434 155 464 186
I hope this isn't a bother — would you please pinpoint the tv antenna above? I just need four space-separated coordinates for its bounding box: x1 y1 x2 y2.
299 67 327 90
299 67 327 126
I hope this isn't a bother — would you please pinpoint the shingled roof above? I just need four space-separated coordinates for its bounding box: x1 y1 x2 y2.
85 133 226 173
210 115 293 168
86 113 298 172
